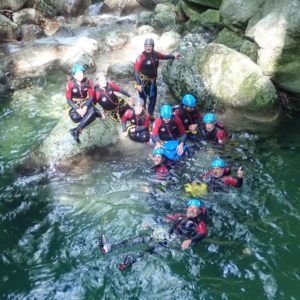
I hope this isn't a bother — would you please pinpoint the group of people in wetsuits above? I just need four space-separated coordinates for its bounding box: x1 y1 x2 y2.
65 38 245 270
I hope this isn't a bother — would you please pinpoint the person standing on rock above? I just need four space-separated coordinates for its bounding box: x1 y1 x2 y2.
134 38 180 117
66 64 102 144
93 73 133 121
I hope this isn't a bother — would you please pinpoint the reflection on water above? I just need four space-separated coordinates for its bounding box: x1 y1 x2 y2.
1 58 300 300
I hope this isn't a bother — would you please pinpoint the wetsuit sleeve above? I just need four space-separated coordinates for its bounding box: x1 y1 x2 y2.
223 176 243 187
175 116 187 141
66 81 78 110
84 80 94 108
134 53 145 84
156 51 175 60
216 129 227 145
196 111 202 126
109 82 131 97
166 214 184 221
191 221 207 243
151 118 161 143
144 113 151 128
121 109 132 131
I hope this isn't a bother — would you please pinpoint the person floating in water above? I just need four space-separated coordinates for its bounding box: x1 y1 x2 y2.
66 64 102 143
173 94 202 142
98 199 207 270
151 104 187 157
199 113 228 145
193 158 244 193
121 97 151 143
93 73 132 121
134 38 180 116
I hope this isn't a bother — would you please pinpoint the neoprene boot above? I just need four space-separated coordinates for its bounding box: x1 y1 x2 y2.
70 128 81 144
118 255 136 271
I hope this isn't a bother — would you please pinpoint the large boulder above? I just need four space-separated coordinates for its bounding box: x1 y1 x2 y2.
163 38 278 116
220 0 260 30
0 13 21 41
102 0 148 15
107 61 134 80
0 0 27 11
245 0 300 99
104 30 128 49
152 3 177 30
158 31 181 53
187 0 222 9
27 117 119 168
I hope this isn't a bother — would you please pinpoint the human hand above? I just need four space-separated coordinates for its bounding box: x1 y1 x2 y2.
77 106 87 117
136 84 142 92
155 142 162 148
127 97 133 107
122 131 128 137
174 52 180 59
176 142 184 155
130 127 136 133
181 239 192 250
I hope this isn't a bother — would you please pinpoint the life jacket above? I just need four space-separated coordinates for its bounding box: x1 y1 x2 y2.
176 106 200 131
200 122 226 142
162 140 187 161
128 109 147 127
94 83 119 110
69 78 91 100
201 168 231 192
139 51 159 79
156 118 181 141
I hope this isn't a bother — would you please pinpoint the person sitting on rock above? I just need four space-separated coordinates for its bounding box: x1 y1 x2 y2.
66 64 102 144
193 158 244 193
199 113 228 145
151 104 187 156
174 93 202 141
93 73 132 121
121 97 151 143
134 38 180 116
98 198 207 271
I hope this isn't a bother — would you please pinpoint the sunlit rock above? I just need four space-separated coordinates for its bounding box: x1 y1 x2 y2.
12 8 40 25
0 13 20 41
27 117 119 168
104 30 128 49
107 61 134 80
159 31 181 53
0 0 27 11
102 0 146 16
137 25 157 35
163 38 278 119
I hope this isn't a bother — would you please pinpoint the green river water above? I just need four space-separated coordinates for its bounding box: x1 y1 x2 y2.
0 73 300 300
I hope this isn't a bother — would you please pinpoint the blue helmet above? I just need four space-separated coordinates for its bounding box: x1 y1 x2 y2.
72 64 86 74
211 159 225 168
160 104 172 119
182 94 196 108
203 113 216 124
187 198 202 208
153 148 164 157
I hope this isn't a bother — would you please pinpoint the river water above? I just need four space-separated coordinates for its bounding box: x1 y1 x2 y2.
1 21 300 300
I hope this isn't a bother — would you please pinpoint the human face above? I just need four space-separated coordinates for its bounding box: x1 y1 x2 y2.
98 75 107 88
163 118 171 124
134 104 143 115
184 106 195 112
205 122 215 132
186 205 200 218
74 71 84 82
212 167 224 178
153 154 163 165
144 44 153 53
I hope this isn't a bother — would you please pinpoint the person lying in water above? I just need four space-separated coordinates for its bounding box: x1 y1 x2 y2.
98 199 207 270
192 158 244 193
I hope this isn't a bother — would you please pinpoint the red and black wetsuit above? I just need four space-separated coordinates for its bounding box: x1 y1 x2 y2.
167 209 207 243
199 123 228 145
66 77 99 130
174 106 202 140
94 82 131 118
134 50 175 115
121 108 151 143
200 168 243 192
152 159 173 181
151 116 187 143
106 210 207 253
